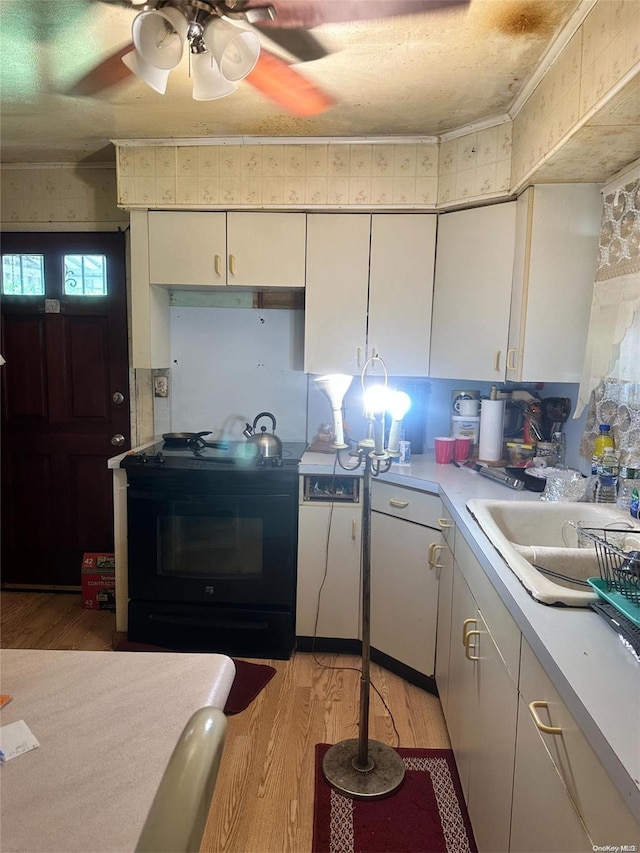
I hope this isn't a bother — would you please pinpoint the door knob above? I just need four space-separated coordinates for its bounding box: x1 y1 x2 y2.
112 391 125 405
111 434 126 447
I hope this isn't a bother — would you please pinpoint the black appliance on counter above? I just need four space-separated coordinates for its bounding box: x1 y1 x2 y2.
121 439 307 659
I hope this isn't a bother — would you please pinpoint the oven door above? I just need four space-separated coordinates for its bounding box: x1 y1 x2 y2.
127 485 297 608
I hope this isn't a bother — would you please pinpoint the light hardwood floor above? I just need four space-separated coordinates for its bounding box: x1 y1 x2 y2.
1 591 451 853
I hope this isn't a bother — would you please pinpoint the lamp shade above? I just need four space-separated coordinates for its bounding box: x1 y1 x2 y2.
314 374 353 449
203 18 260 82
191 51 237 101
132 8 187 70
122 49 171 95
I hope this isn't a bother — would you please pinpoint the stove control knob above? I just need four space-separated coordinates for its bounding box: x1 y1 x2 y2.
137 452 148 464
154 452 165 465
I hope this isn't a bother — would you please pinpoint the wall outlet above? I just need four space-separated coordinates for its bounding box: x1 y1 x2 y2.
154 375 169 398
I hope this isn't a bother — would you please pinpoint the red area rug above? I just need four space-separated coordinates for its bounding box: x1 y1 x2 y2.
111 634 275 715
312 745 477 853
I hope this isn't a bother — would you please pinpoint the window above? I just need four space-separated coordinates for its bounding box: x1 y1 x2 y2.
64 255 107 296
1 254 45 295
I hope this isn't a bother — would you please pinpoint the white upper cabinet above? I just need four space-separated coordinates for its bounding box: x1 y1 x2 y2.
305 213 437 376
149 211 227 286
226 212 306 288
368 214 437 376
430 202 517 381
507 184 602 383
305 213 371 375
147 211 306 288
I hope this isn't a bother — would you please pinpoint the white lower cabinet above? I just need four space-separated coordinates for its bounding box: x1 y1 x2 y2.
370 483 442 676
511 639 639 852
434 520 454 717
296 502 362 640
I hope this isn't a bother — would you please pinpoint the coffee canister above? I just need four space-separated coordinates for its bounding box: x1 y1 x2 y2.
451 415 480 444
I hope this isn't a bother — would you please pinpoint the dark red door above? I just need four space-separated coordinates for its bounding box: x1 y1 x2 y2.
1 232 130 587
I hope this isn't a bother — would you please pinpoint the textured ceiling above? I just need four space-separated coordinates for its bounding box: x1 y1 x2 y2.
0 0 589 165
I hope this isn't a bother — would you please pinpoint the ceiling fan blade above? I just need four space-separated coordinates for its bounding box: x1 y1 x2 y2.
255 26 328 62
245 0 469 29
67 44 135 96
245 50 334 116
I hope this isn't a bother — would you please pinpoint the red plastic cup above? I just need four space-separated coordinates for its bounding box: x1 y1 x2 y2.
434 436 456 464
454 437 473 462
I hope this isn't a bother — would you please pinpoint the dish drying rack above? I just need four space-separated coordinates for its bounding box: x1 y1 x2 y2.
578 525 640 628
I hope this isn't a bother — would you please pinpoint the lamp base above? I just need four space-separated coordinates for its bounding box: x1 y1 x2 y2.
322 739 406 800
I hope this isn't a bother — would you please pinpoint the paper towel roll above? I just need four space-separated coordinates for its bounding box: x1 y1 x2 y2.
479 399 505 461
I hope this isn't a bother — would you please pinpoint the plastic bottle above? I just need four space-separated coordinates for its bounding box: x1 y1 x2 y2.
630 485 639 520
552 431 566 468
592 424 614 467
595 447 619 504
591 425 615 500
617 467 638 512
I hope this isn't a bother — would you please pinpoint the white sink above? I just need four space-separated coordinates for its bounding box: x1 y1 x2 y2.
467 499 640 607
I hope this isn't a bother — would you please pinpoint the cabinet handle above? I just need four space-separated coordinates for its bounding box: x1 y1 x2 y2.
438 517 452 529
464 629 480 661
506 347 518 371
389 499 409 509
352 518 357 541
528 701 562 735
461 617 476 646
428 543 443 571
493 350 502 372
228 254 236 276
214 254 222 277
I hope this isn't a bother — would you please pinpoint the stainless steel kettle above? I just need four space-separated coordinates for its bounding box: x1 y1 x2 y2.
243 412 282 460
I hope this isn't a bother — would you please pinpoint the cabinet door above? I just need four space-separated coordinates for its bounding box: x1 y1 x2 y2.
507 185 602 383
370 510 440 675
434 536 454 717
446 569 477 801
368 214 437 376
430 202 516 380
227 212 306 288
304 214 370 374
148 211 227 286
512 639 639 850
465 609 517 853
296 504 362 639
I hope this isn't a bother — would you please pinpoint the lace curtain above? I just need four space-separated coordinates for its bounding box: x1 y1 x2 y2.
578 161 640 467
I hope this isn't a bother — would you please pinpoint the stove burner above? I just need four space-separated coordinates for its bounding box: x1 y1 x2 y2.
122 440 307 471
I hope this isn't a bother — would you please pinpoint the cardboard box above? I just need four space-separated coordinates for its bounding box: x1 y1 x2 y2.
81 552 116 611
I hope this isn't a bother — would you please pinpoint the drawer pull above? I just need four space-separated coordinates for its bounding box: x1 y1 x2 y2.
461 617 476 646
506 347 518 371
528 701 562 735
229 254 236 276
438 517 452 529
352 518 357 541
464 629 480 661
389 499 409 509
214 254 222 277
428 543 443 570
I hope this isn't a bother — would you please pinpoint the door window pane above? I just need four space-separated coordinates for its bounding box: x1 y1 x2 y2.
1 254 45 295
64 255 107 296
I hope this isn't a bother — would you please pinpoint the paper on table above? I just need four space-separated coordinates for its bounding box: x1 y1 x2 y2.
0 719 40 762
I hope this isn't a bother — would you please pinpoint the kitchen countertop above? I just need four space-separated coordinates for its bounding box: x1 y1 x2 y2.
300 449 640 821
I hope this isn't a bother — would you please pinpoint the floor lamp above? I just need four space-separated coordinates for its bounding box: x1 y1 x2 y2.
313 363 411 799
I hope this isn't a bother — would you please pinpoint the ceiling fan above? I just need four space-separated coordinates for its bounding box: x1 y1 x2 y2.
69 0 470 116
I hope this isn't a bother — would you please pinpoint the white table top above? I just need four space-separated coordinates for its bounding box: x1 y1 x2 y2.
0 649 236 853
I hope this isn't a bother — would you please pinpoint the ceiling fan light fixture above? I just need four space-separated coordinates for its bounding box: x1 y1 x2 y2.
191 51 238 101
203 18 260 82
132 7 188 71
121 49 171 95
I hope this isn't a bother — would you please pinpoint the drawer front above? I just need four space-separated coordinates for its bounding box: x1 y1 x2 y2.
372 482 441 528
